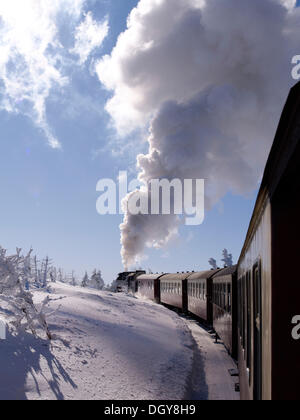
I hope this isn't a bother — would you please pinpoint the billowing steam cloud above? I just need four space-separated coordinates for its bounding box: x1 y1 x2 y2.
97 0 300 268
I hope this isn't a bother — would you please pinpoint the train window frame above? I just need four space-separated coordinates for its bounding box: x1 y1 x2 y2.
228 282 231 314
252 259 262 400
246 271 252 375
241 275 246 351
238 277 242 338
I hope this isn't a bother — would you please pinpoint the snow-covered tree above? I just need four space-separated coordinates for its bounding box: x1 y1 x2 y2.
49 267 57 283
41 256 51 288
81 272 89 288
221 249 233 267
105 279 117 292
208 258 218 270
89 270 105 290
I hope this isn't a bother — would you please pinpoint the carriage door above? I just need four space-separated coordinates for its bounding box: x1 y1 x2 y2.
253 264 262 400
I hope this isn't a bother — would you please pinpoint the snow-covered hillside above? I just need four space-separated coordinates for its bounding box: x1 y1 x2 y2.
0 283 195 400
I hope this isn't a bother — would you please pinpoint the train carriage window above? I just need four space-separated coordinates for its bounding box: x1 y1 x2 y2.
242 276 246 350
238 278 242 334
220 284 223 308
228 283 231 314
246 272 251 373
221 284 224 309
253 263 262 400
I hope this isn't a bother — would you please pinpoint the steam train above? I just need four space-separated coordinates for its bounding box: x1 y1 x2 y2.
115 82 300 401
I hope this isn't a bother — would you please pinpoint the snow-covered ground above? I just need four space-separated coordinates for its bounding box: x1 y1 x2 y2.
0 283 239 400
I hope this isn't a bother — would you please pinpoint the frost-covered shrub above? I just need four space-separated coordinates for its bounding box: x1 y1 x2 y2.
0 247 52 339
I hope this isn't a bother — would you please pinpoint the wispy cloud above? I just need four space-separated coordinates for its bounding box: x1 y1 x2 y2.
0 0 109 148
71 12 109 65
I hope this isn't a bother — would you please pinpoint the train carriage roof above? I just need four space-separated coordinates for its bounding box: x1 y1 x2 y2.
187 269 221 280
137 273 166 281
212 265 237 278
239 81 300 260
160 273 191 281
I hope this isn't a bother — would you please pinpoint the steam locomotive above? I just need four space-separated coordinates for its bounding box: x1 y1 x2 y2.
115 82 300 401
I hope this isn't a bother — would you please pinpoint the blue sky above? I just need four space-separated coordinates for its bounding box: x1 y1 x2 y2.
0 0 297 284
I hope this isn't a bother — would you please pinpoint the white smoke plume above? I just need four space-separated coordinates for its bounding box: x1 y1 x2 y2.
97 0 300 268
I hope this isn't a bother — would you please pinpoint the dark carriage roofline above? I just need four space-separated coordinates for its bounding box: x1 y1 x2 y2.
187 269 221 280
213 265 237 278
137 273 167 281
160 273 191 281
239 81 300 262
